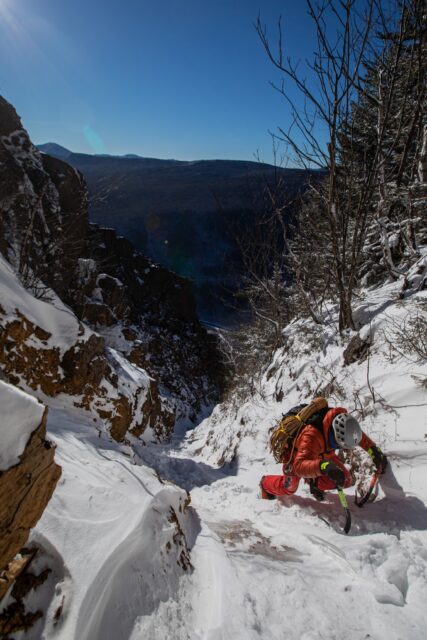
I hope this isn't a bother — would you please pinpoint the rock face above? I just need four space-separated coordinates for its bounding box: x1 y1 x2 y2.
0 255 175 441
76 226 222 421
0 94 222 440
0 381 61 576
39 153 89 298
0 97 75 296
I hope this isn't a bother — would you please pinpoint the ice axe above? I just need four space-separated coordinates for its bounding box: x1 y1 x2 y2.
337 486 351 534
355 465 383 507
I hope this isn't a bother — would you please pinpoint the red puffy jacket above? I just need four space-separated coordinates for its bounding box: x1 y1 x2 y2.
292 407 375 478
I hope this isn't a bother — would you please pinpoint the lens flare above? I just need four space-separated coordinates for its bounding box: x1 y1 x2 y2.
83 125 106 155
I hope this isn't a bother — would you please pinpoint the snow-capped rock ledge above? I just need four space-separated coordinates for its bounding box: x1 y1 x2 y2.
0 380 45 472
0 381 61 578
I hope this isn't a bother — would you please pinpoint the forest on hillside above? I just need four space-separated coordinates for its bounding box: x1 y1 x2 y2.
222 0 427 396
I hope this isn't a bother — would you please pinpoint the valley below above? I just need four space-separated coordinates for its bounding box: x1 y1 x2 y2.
38 143 312 325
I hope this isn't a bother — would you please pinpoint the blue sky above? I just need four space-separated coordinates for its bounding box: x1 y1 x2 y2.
0 1 317 162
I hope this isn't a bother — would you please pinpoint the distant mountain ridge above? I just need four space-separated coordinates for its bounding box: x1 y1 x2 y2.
38 143 312 324
37 142 292 180
37 142 73 159
38 143 146 161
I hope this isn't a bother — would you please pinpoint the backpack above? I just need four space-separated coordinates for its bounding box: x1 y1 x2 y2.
269 397 329 464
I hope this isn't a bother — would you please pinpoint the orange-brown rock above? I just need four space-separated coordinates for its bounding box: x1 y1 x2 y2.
0 407 61 575
81 302 117 327
105 395 133 442
0 314 62 395
128 343 149 370
0 550 35 601
61 333 108 393
130 379 175 441
0 304 175 443
0 313 109 401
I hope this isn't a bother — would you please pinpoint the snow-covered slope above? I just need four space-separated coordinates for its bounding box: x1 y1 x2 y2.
161 252 426 640
0 401 195 640
3 251 426 639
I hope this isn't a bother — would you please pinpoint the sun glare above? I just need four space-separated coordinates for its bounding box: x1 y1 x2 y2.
0 0 27 41
0 0 14 21
0 0 64 76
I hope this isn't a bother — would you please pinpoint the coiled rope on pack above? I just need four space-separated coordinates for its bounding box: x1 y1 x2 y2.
270 396 328 463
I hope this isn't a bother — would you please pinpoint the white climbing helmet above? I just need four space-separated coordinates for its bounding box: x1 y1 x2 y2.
332 413 362 449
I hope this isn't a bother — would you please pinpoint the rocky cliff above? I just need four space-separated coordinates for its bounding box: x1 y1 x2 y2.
0 95 221 441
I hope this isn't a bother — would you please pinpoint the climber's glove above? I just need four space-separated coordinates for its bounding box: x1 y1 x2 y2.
320 461 345 487
368 446 388 473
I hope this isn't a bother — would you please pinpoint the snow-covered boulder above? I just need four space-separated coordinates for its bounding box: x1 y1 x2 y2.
0 380 61 579
7 405 196 639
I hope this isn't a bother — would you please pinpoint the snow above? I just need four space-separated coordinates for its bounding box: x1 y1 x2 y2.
2 251 427 639
1 130 45 172
0 255 168 439
0 379 45 470
162 262 427 640
0 255 93 353
8 403 193 640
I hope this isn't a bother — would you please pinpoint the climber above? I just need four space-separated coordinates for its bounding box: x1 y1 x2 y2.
260 404 387 501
